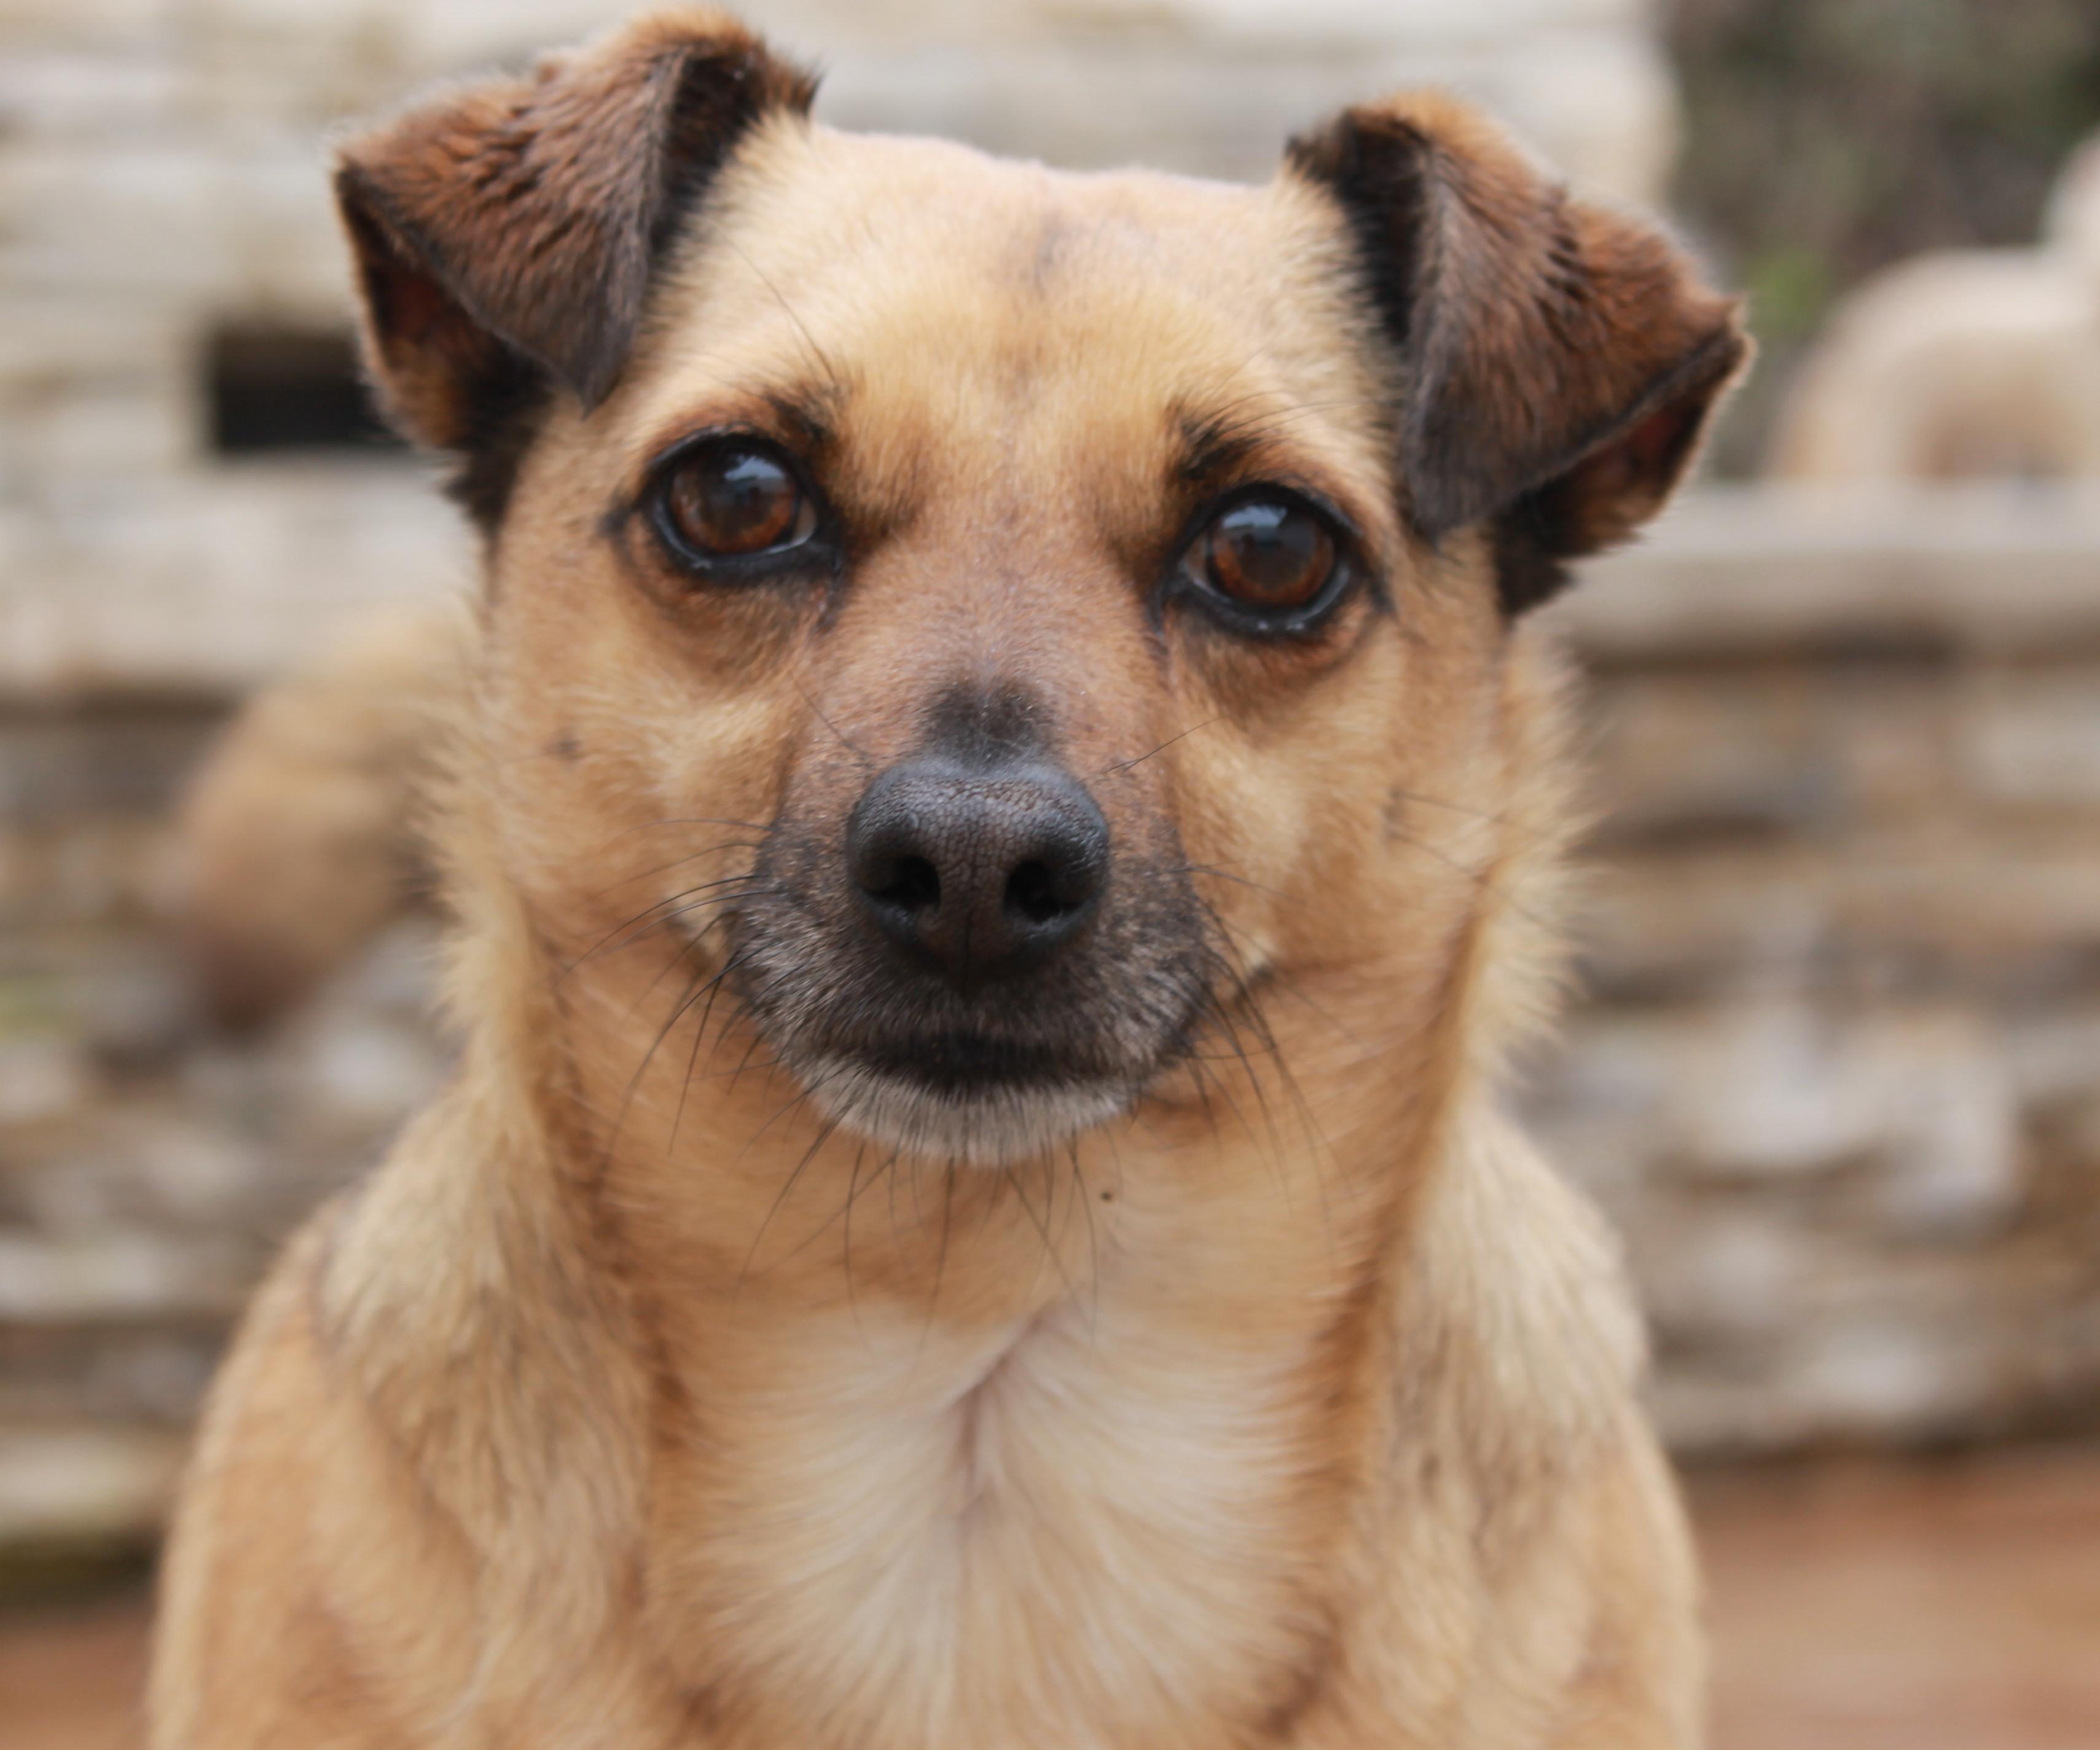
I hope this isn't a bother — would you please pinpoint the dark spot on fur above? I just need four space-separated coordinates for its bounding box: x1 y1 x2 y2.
447 353 549 534
1256 1628 1341 1742
1026 210 1072 292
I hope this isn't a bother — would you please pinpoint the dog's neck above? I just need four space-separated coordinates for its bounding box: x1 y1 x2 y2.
547 920 1448 1743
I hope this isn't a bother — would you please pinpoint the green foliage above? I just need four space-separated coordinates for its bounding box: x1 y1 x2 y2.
1745 245 1837 341
1666 0 2100 469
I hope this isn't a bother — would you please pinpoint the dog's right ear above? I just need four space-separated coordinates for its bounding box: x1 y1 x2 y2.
333 9 813 519
1288 92 1748 613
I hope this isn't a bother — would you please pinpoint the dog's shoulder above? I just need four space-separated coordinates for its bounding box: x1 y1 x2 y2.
1326 1110 1699 1744
149 1207 380 1744
1397 1107 1647 1474
153 1105 664 1744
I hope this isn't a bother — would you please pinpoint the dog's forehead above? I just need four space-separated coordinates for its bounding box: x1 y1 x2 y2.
627 120 1385 489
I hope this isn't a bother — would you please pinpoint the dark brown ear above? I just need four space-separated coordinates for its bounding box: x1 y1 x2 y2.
1287 92 1749 612
334 8 815 524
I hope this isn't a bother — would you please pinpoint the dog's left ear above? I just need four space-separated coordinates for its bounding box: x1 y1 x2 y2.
1288 92 1750 612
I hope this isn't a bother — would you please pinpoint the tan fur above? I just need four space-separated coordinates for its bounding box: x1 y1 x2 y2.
1772 128 2100 482
151 12 1742 1748
168 604 467 1026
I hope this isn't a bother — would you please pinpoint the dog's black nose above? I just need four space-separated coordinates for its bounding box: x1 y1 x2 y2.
846 757 1108 984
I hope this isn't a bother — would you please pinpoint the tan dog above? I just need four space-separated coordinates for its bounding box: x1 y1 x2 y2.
167 605 463 1027
1771 131 2100 482
149 10 1745 1748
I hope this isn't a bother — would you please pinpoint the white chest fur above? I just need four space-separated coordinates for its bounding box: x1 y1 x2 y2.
652 1296 1341 1749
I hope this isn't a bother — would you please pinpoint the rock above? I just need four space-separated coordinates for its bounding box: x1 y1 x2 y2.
1959 674 2100 809
0 1423 186 1550
0 1232 251 1323
1559 484 2100 660
0 1034 92 1126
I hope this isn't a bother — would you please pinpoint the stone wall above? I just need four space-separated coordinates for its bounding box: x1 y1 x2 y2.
1543 489 2100 1454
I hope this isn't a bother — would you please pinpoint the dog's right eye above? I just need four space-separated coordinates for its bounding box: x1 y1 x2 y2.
651 440 819 568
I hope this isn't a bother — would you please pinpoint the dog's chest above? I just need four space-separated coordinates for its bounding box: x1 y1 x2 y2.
643 1301 1338 1749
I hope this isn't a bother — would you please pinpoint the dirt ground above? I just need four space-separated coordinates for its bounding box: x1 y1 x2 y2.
1697 1447 2100 1750
7 1446 2099 1749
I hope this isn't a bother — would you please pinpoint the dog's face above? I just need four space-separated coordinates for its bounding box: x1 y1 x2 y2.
337 9 1743 1166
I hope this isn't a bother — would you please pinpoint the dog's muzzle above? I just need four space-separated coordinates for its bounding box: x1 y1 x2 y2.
732 741 1209 1166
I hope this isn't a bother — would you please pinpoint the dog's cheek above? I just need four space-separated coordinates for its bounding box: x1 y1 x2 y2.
507 482 834 792
1159 612 1410 969
481 598 812 932
620 551 839 682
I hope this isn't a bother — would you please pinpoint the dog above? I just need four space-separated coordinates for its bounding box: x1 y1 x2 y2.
1771 130 2100 482
147 10 1746 1746
165 604 463 1029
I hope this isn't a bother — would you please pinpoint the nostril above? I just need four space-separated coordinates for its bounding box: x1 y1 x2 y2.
847 755 1109 975
865 852 941 914
1004 858 1069 927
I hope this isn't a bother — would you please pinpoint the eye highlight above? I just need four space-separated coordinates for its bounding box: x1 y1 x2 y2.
1180 492 1349 628
649 438 819 570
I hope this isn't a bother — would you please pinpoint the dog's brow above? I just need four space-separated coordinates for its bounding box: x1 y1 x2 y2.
1174 403 1306 487
1177 411 1255 485
763 384 843 452
621 379 845 487
1173 402 1369 514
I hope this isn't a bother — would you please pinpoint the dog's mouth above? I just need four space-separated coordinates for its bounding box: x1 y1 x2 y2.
729 909 1214 1166
789 1035 1140 1166
855 1031 1075 1092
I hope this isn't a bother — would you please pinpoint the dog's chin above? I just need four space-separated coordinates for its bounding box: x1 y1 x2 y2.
792 1053 1134 1166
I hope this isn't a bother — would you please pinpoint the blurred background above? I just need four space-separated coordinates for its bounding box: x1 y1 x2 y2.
3 1 2099 1745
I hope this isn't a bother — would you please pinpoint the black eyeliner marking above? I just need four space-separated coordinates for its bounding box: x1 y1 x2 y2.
1157 481 1376 638
621 426 840 586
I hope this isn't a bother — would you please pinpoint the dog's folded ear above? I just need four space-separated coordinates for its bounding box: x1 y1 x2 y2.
333 9 813 511
1288 93 1749 612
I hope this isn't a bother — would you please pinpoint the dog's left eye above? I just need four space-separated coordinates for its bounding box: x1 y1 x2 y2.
653 441 818 565
1183 495 1344 624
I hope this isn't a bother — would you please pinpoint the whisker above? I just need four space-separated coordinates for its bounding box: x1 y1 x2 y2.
667 946 759 1155
1384 827 1554 932
562 876 773 975
733 1108 847 1310
723 235 848 402
587 815 773 850
1184 893 1350 1246
1169 862 1287 899
1069 1139 1099 1339
1095 716 1221 780
587 842 768 899
840 1139 883 1341
737 1061 852 1160
791 671 874 766
910 1155 958 1371
592 951 743 1176
1002 1153 1076 1306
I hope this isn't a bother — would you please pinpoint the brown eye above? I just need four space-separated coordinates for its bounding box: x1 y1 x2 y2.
1193 496 1340 617
658 442 815 562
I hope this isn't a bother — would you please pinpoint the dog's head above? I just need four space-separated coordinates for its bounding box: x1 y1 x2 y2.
335 8 1744 1166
